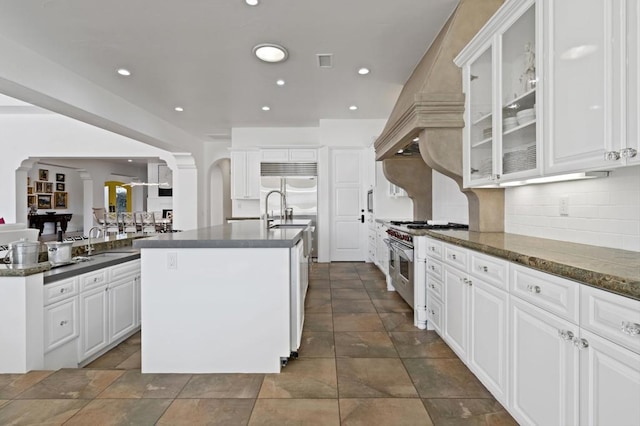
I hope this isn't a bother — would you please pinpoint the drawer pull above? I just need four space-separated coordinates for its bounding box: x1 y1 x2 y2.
59 320 68 326
621 321 640 336
451 254 457 260
59 288 67 293
93 277 99 283
430 265 436 271
527 284 541 294
480 266 488 272
429 246 435 251
573 337 589 350
557 329 574 341
429 283 435 289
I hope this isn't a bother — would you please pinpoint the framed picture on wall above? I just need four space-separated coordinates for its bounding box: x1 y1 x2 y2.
27 195 36 207
54 192 68 209
37 194 52 209
27 186 33 194
158 164 173 197
39 169 49 181
56 173 65 182
56 183 65 191
43 182 53 193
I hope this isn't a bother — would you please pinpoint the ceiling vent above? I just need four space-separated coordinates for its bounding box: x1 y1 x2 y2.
317 54 333 68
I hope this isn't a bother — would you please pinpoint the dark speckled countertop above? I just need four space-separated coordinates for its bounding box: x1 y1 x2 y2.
399 228 640 301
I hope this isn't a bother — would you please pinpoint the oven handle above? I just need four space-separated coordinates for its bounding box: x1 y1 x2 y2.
388 240 414 260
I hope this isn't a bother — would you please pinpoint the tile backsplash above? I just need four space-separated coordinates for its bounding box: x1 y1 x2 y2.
505 165 640 252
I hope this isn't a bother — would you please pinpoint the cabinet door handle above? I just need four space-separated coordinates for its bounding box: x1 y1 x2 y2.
604 150 621 161
59 288 66 293
451 254 457 260
480 266 488 272
59 320 68 326
621 321 640 336
620 148 637 159
430 265 436 271
527 284 541 294
557 329 574 341
573 337 589 350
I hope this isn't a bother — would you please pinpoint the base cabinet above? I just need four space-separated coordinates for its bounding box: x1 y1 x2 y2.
509 296 580 426
443 264 470 360
79 285 109 361
109 277 138 343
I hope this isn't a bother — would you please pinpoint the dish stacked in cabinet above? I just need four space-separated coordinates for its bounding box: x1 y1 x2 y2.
423 236 640 425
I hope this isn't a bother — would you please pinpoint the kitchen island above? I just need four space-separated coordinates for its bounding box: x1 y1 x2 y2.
133 219 310 374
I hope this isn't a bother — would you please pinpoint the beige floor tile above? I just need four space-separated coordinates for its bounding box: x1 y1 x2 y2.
298 331 335 358
357 272 386 281
372 297 413 313
332 299 377 313
304 314 334 332
334 332 398 358
330 279 365 289
97 370 191 399
0 370 54 399
329 271 361 280
362 279 389 291
157 399 255 425
390 331 457 358
249 399 340 426
307 287 332 301
0 399 88 425
0 400 7 408
423 398 518 426
309 279 331 288
16 369 124 399
259 358 337 398
333 313 385 332
65 398 172 425
85 343 141 369
379 312 419 332
404 358 493 399
178 374 264 399
340 398 433 426
115 350 142 370
331 288 371 300
305 298 333 314
337 358 418 398
366 288 404 301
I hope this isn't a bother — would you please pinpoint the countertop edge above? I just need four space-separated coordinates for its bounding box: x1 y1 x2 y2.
421 230 640 301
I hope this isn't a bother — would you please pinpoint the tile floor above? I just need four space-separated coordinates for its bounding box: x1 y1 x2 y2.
0 262 518 425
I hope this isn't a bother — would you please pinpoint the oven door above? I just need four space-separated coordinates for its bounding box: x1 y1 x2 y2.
389 241 414 308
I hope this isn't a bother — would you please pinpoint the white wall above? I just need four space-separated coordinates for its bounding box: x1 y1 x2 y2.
505 165 640 252
373 162 414 220
432 170 469 225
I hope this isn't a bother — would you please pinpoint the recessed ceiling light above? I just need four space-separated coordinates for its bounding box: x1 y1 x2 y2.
262 106 271 111
253 43 289 63
245 0 259 5
349 105 358 111
117 68 131 76
413 137 419 142
174 106 184 112
127 159 133 163
358 67 370 75
276 79 285 86
397 149 404 154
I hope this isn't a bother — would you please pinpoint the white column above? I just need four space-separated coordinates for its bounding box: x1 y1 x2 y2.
172 153 198 231
77 170 94 235
15 158 39 225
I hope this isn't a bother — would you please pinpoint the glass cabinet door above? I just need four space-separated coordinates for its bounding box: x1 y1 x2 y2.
500 5 537 177
468 47 494 183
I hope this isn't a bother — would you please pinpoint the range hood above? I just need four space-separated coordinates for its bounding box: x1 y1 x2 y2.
374 0 505 231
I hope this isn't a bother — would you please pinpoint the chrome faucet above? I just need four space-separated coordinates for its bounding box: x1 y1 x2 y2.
264 190 287 229
85 226 102 256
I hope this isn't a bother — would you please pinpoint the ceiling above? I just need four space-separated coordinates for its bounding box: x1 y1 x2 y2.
0 0 458 141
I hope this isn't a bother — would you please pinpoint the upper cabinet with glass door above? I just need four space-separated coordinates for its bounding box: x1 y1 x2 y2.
456 0 540 188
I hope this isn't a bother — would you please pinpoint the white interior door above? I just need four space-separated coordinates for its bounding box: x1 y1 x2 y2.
330 148 365 261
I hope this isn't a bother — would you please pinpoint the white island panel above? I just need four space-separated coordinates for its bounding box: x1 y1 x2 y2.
141 247 291 373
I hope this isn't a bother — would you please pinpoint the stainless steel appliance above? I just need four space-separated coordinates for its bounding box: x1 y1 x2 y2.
386 221 469 309
260 163 318 258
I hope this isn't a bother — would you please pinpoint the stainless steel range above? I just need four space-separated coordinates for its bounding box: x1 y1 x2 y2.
385 221 468 328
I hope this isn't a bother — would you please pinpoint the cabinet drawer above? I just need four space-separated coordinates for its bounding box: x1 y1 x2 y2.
426 258 443 282
111 260 140 281
581 285 640 354
443 243 468 270
426 276 444 302
44 277 78 306
426 295 443 335
80 270 108 291
44 297 79 353
260 149 289 162
289 149 317 162
510 264 579 324
469 251 508 291
425 238 443 259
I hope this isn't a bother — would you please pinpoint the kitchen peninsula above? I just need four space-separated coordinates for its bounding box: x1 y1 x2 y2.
133 219 310 374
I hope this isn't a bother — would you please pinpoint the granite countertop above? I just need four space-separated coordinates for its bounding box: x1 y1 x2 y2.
134 219 309 249
404 228 640 301
0 234 144 279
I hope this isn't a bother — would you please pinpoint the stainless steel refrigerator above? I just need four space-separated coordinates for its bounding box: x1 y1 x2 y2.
260 163 318 258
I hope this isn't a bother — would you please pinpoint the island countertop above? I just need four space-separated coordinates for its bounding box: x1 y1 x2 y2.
133 219 309 249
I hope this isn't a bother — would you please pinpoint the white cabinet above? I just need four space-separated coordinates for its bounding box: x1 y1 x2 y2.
456 0 540 187
544 0 639 173
260 148 317 163
290 239 308 354
579 329 640 426
388 183 407 197
44 297 79 353
231 150 260 199
78 259 141 363
375 222 389 276
367 218 376 263
443 264 470 360
509 296 580 426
